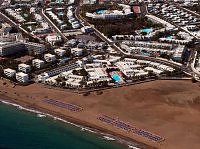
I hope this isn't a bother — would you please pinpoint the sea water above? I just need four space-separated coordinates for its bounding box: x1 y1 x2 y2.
0 103 127 149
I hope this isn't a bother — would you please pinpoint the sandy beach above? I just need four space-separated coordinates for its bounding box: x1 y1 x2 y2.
1 79 200 149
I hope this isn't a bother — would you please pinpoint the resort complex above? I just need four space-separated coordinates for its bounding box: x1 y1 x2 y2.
1 0 198 87
86 4 133 20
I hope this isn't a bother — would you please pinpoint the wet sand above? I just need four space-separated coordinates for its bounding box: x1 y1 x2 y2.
1 79 200 149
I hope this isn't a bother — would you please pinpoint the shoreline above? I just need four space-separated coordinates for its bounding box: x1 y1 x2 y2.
0 96 153 149
1 79 200 148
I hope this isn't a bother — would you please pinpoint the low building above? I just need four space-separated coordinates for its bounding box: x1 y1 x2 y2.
71 48 83 56
127 41 173 49
1 22 12 33
136 60 151 65
36 72 49 82
115 61 136 77
0 42 25 56
16 72 29 83
24 42 46 55
144 67 163 75
86 4 133 20
32 59 45 69
65 80 81 88
3 68 16 77
44 53 56 62
86 67 110 82
64 74 84 88
45 35 62 45
133 6 141 15
5 8 25 23
43 61 82 77
83 0 96 4
145 14 175 28
67 74 84 81
46 10 63 27
123 58 137 63
159 38 191 45
172 45 185 62
157 64 174 72
81 26 93 33
135 71 149 77
54 48 66 57
18 64 31 73
0 41 45 56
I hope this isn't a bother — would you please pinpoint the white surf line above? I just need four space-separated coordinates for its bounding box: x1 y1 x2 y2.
0 99 140 148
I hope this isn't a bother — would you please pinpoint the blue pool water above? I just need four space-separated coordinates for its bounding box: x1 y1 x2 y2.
112 74 123 82
142 28 153 34
166 36 173 39
96 9 107 14
56 0 63 3
142 52 150 56
58 12 64 16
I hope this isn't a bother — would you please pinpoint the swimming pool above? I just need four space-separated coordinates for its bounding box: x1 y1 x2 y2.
58 12 64 16
112 74 123 82
96 9 107 15
142 28 153 34
166 36 173 39
142 52 150 56
56 0 63 3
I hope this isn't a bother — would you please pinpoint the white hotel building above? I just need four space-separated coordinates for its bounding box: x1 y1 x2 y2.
3 68 16 77
54 48 66 57
32 59 45 69
18 64 31 73
16 72 29 83
86 68 111 82
115 61 141 77
86 4 133 20
0 41 45 57
71 48 83 56
44 54 56 62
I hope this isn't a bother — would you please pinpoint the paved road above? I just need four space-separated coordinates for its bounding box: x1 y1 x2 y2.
40 9 68 41
0 11 43 42
74 4 129 55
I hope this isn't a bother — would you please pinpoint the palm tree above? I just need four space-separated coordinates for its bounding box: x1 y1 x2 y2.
61 81 66 87
79 80 85 88
191 77 197 83
148 70 156 78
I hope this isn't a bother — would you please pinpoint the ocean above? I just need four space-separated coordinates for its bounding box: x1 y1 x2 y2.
0 103 127 149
